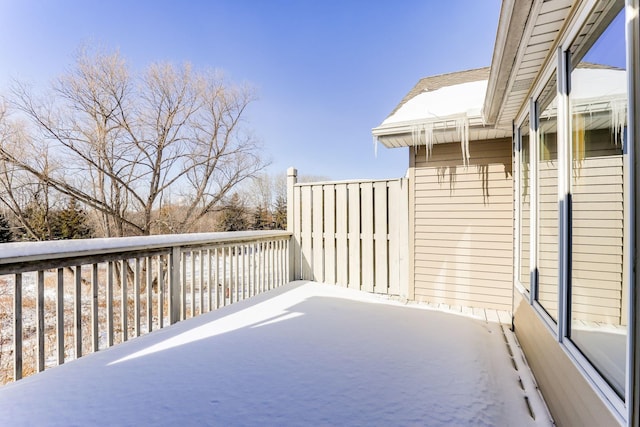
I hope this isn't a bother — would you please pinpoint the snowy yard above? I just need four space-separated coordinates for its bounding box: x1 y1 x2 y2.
0 281 552 426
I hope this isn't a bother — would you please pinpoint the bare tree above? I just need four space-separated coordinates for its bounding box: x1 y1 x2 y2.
0 47 266 237
246 172 284 212
0 104 58 240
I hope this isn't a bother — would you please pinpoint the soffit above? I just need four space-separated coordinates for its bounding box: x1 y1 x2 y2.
488 0 575 129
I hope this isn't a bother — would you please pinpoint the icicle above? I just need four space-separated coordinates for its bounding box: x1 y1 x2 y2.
424 122 434 161
456 117 470 167
611 99 626 146
411 124 422 147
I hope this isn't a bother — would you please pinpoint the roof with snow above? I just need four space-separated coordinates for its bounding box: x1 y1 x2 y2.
372 67 512 149
385 67 490 119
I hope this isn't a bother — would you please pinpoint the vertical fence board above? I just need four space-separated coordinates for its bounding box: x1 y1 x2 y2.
335 184 348 286
301 186 313 279
374 181 389 294
312 186 324 282
324 185 336 284
399 178 409 298
293 186 302 280
387 180 401 295
360 183 375 292
347 183 361 290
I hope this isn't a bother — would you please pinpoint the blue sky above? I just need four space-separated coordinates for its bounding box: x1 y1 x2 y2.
0 0 501 180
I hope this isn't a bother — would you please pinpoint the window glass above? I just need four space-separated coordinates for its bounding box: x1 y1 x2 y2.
536 74 558 321
568 5 626 397
519 119 530 292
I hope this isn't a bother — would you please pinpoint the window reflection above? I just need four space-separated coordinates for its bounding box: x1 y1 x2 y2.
519 119 530 292
568 6 626 397
536 74 558 321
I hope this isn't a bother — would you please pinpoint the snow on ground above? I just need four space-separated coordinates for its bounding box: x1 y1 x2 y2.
0 281 552 426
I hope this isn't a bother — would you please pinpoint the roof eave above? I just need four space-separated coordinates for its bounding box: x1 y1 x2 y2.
373 115 497 149
483 0 535 125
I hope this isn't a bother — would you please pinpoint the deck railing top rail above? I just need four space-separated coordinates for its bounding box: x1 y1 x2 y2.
0 230 291 273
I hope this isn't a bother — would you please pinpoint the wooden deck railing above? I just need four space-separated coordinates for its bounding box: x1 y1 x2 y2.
0 230 291 383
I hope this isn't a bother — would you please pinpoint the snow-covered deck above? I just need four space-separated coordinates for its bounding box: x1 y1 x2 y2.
0 281 552 426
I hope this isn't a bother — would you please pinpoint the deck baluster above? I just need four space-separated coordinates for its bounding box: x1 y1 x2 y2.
14 273 22 380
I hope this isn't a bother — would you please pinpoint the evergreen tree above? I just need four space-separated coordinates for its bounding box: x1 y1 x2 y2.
251 206 270 230
0 213 13 243
217 193 249 231
273 195 287 230
20 202 51 241
53 198 93 239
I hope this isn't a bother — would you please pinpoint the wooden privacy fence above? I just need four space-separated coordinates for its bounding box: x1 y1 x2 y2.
287 168 409 297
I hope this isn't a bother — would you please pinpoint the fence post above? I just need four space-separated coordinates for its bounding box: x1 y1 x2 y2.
170 246 182 324
287 167 298 282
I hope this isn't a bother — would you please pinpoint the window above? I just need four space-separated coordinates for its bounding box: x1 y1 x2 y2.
536 73 558 321
568 5 626 397
518 118 530 292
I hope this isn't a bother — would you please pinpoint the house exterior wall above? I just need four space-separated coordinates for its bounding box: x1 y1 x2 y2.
513 292 620 427
508 1 632 423
410 138 513 311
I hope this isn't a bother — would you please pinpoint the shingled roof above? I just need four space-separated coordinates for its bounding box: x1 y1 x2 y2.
386 67 491 119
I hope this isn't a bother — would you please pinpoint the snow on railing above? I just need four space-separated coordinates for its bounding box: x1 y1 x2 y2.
0 230 291 383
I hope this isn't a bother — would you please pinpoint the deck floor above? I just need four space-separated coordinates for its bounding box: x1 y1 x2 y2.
0 281 552 426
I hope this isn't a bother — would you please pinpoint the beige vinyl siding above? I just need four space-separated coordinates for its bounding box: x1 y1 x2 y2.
571 135 624 325
411 138 513 311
